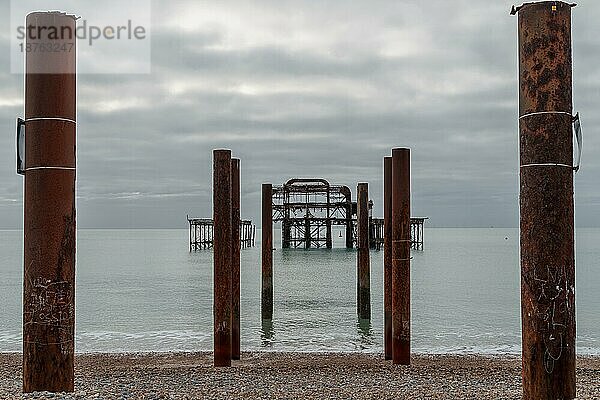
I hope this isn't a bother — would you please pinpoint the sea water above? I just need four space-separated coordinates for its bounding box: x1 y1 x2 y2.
0 228 598 354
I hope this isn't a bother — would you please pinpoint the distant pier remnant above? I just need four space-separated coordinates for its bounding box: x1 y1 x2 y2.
188 218 255 250
231 158 241 360
213 149 232 367
357 183 371 320
369 217 427 251
392 148 411 365
383 156 392 360
22 12 77 393
513 2 577 398
262 183 274 320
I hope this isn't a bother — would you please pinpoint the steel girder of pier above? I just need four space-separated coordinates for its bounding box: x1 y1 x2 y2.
271 178 426 250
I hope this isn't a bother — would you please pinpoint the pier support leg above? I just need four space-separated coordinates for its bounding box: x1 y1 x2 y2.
326 221 332 249
357 183 371 320
515 2 576 398
261 184 273 320
305 219 311 249
383 156 392 360
282 220 291 249
213 149 232 367
23 12 77 393
231 158 241 360
392 148 411 365
346 214 354 249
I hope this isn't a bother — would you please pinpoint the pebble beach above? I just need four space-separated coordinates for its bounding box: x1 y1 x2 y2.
1 352 598 399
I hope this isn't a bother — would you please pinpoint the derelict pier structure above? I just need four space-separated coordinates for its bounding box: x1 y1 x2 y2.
271 178 427 250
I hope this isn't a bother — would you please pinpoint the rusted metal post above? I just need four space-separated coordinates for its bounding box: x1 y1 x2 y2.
514 2 576 398
392 148 410 365
213 149 232 367
383 156 392 360
231 158 241 360
261 184 273 320
22 12 77 393
357 183 371 320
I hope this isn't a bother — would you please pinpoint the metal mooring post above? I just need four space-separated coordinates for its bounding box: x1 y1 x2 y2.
213 149 232 367
231 158 241 360
261 183 273 320
513 2 577 398
22 11 77 393
383 156 393 360
392 148 411 365
357 183 371 320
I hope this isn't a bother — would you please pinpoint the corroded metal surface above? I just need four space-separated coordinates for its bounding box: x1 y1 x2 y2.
261 184 273 320
213 149 232 367
23 12 77 393
356 183 371 320
231 159 241 360
391 148 410 365
383 157 392 360
516 2 576 398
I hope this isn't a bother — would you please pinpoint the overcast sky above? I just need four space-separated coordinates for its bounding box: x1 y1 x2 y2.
1 0 599 229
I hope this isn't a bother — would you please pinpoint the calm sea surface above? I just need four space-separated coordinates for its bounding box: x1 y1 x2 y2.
0 228 598 354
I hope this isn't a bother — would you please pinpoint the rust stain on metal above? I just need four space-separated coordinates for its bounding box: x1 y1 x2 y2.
23 11 77 393
391 148 411 365
213 149 232 367
515 2 576 398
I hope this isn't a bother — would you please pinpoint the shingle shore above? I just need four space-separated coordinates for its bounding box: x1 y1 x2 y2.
1 352 598 399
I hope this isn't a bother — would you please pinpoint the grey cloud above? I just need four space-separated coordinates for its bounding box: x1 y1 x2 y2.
0 0 598 229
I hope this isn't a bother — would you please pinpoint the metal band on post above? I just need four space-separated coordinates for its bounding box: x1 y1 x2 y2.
25 117 77 124
518 111 583 171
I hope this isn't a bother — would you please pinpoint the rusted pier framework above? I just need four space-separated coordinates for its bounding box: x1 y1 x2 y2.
22 12 77 393
272 179 353 249
188 218 255 251
271 178 426 250
513 2 577 398
370 217 427 251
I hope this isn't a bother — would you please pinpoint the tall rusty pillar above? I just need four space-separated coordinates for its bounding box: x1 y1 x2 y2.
392 148 411 365
213 149 232 367
231 158 241 360
383 156 393 360
513 2 577 398
261 184 273 320
356 183 371 320
22 12 77 393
